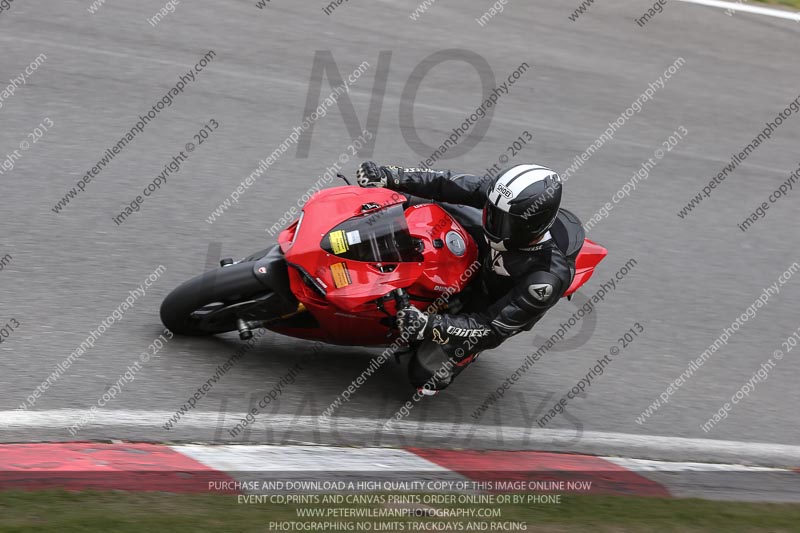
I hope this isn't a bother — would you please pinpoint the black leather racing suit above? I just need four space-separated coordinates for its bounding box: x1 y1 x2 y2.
383 167 574 390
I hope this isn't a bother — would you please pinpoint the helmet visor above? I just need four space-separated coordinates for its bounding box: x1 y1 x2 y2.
484 203 515 242
484 201 557 245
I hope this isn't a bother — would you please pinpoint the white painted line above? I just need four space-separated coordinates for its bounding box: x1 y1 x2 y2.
3 409 800 467
606 457 789 472
677 0 800 21
173 444 454 472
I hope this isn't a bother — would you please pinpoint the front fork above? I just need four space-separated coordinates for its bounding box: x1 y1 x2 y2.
220 244 300 340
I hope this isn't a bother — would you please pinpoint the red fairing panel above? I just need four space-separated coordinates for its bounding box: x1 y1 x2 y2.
564 239 608 297
274 187 479 346
402 203 479 298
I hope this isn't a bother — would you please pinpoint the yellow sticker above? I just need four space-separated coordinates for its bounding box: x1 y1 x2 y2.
330 262 352 288
329 230 349 255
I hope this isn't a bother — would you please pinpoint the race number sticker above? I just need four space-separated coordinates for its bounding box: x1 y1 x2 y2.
330 262 352 288
329 230 349 255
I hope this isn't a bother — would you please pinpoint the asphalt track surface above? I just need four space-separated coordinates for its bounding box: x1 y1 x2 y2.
0 0 798 461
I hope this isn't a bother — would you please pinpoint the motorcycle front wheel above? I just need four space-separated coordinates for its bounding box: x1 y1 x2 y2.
159 261 280 336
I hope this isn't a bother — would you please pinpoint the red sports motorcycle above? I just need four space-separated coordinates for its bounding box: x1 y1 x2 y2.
160 184 607 345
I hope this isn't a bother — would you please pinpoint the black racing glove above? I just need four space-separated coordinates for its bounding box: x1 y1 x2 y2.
356 161 391 188
396 305 430 340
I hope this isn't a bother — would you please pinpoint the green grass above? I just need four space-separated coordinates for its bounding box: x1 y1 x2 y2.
754 0 800 10
1 490 800 532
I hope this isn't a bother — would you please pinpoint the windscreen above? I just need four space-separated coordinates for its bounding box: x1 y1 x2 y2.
320 205 422 263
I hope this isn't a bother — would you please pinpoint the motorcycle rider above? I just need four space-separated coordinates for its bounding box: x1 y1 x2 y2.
356 162 572 394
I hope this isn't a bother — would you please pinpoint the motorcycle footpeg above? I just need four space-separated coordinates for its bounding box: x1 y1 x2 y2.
237 318 253 340
220 258 234 267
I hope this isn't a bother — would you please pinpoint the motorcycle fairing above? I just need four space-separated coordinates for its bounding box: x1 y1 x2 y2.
273 186 480 344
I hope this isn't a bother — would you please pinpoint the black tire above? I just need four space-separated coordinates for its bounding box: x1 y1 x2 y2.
160 261 271 336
